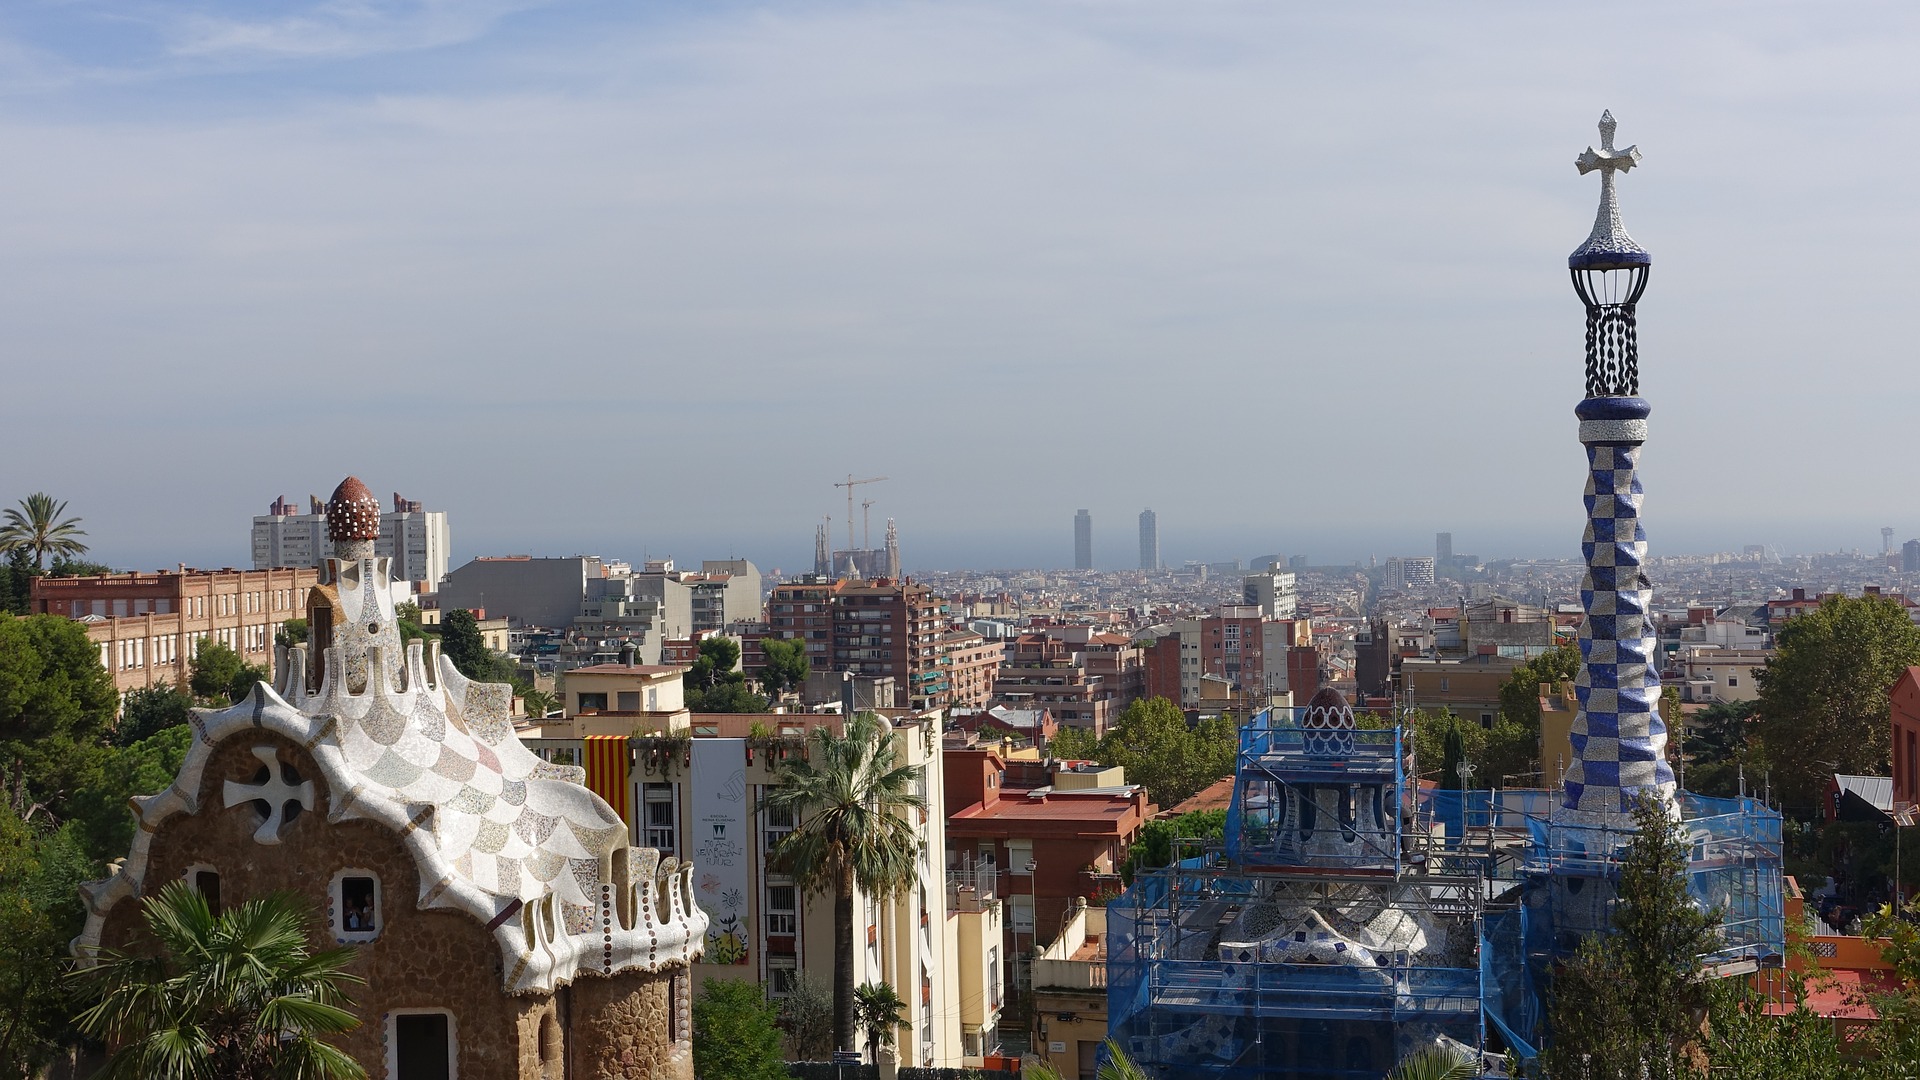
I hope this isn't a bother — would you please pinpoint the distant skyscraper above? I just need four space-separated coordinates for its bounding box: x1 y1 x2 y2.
1074 510 1093 570
1435 532 1453 564
1138 508 1159 570
1885 527 1896 556
1904 539 1920 574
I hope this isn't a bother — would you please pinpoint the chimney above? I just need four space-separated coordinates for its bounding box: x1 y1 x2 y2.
619 639 637 667
1792 588 1806 602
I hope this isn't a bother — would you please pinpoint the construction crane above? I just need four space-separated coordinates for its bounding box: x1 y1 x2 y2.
834 475 887 551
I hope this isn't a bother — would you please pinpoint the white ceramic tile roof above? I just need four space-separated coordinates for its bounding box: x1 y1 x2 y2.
77 552 705 995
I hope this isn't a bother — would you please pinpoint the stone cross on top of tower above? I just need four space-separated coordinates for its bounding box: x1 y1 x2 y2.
1570 110 1651 270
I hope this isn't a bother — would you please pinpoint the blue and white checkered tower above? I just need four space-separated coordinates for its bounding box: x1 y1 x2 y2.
1560 111 1678 818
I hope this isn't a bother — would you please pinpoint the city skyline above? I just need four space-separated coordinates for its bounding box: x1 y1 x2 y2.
7 4 1920 577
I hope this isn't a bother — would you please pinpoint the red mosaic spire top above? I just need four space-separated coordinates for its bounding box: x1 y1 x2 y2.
326 476 381 542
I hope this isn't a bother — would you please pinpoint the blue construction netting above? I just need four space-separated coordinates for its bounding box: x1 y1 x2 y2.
1107 709 1785 1078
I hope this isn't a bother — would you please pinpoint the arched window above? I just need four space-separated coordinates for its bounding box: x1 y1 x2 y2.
330 869 381 943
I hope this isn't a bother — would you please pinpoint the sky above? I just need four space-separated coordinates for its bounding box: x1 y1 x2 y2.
2 1 1917 574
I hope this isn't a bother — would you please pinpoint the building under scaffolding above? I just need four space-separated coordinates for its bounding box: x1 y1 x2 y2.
1105 695 1785 1078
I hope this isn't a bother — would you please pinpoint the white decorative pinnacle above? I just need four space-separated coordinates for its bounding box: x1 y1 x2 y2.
1570 110 1650 267
1575 110 1641 179
222 745 315 845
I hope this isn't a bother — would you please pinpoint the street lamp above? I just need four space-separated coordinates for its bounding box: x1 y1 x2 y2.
1025 859 1038 947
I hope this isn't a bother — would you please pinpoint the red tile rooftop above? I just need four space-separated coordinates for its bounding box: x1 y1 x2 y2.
1162 776 1234 818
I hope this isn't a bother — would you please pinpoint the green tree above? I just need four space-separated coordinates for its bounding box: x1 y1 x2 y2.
45 556 112 578
0 494 87 573
690 681 770 713
1542 793 1720 1080
1096 697 1233 809
1439 723 1468 790
762 712 926 1054
438 609 491 680
393 603 427 647
275 619 308 649
1497 644 1579 729
72 881 365 1080
1756 594 1920 811
1123 809 1227 882
0 550 35 617
1046 724 1098 760
187 640 266 705
687 637 742 692
759 637 810 699
775 975 835 1061
1703 977 1860 1080
66 726 192 863
853 980 906 1065
0 614 118 824
1683 699 1758 799
0 806 93 1078
686 638 768 712
691 978 787 1080
115 683 193 747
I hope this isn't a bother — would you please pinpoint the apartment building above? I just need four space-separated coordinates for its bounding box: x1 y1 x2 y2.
252 492 449 586
1148 606 1269 709
1032 899 1110 1080
1399 653 1526 726
766 576 958 710
944 747 1153 963
526 704 995 1066
942 629 1005 712
989 629 1144 736
31 567 320 694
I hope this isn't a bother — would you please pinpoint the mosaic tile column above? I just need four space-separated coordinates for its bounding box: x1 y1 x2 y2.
1562 395 1677 815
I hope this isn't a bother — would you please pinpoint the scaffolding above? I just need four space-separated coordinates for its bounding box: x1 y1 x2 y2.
1107 706 1785 1078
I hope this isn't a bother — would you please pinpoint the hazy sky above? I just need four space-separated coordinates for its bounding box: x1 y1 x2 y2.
3 2 1916 574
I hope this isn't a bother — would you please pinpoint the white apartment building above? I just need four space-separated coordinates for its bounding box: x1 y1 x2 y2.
1386 556 1436 589
252 493 449 586
527 704 999 1067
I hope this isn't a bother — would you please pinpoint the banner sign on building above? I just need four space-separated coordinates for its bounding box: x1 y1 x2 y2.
581 736 630 824
689 738 750 965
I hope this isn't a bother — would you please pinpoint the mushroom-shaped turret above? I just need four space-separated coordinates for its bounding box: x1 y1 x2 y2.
326 476 382 543
1301 686 1355 758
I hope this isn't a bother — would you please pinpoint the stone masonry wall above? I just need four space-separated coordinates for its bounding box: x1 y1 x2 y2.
99 730 540 1079
570 969 691 1080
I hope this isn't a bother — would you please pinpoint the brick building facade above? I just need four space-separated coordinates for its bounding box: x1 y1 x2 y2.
32 567 320 694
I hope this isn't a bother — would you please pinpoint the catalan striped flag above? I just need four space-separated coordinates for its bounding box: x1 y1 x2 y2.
582 735 631 825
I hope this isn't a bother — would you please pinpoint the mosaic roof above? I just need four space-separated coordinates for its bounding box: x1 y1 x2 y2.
77 497 705 994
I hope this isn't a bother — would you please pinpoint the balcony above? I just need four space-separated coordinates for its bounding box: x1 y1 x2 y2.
1032 899 1106 991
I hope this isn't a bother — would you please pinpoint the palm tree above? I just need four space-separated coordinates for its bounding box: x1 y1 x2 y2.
72 880 366 1080
1388 1046 1478 1080
762 711 926 1055
0 493 87 572
853 981 906 1065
